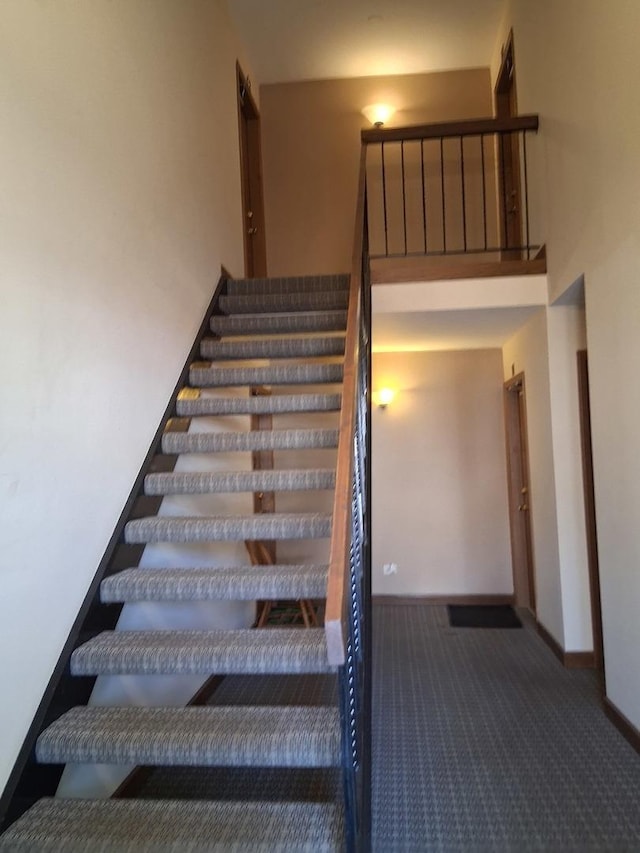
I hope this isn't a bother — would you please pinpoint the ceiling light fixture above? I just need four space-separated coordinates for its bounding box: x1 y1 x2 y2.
362 103 395 128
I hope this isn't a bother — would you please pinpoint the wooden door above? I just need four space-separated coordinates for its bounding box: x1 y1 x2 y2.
494 31 523 258
577 351 605 675
504 373 536 612
237 64 267 278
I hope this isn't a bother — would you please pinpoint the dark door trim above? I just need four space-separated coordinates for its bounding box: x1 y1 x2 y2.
577 350 605 677
236 63 267 278
494 30 523 258
504 372 536 612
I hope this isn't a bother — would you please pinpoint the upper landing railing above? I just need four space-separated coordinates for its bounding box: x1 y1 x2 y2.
362 115 540 262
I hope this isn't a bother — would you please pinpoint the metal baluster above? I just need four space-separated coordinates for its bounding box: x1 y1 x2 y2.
440 137 447 253
421 139 427 254
401 141 407 255
460 135 467 252
381 143 388 257
523 131 531 259
480 134 488 251
500 132 508 250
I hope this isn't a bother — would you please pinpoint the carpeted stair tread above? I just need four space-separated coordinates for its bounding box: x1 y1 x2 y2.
162 428 339 454
227 273 349 295
189 362 343 388
100 564 329 603
0 797 345 852
200 335 345 361
175 392 342 417
36 705 341 767
218 291 348 315
144 468 336 496
210 311 347 337
71 629 334 676
125 513 332 544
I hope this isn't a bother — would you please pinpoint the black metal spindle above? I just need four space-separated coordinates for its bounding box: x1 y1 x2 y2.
459 135 467 252
363 115 538 261
480 134 488 251
400 141 407 255
523 130 531 259
341 229 371 852
440 137 446 253
381 143 388 257
500 131 508 250
420 139 427 253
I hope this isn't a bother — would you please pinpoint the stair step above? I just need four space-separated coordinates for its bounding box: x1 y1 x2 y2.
0 797 345 852
101 564 329 603
144 468 335 496
175 392 342 417
125 513 332 544
36 705 341 767
162 428 339 454
227 273 349 295
218 291 348 316
211 311 347 337
200 335 345 361
189 362 343 388
71 628 333 676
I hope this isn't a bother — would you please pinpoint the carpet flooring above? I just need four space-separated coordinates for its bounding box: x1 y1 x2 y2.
447 604 522 629
373 603 640 852
129 606 640 852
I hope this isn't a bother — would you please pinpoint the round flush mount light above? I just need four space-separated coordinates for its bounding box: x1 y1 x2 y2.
362 103 396 128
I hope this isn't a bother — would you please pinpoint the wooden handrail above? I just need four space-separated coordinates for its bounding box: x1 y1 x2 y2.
361 113 539 145
325 146 368 666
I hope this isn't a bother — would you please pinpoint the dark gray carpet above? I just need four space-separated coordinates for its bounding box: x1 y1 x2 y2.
129 607 640 851
373 603 640 852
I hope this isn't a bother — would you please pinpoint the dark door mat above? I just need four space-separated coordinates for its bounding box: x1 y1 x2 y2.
448 604 522 629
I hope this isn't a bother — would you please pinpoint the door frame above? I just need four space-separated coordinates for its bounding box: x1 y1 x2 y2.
494 30 523 258
236 63 267 278
504 372 536 612
577 350 605 676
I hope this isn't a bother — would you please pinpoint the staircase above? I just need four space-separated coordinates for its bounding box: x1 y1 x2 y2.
0 274 353 851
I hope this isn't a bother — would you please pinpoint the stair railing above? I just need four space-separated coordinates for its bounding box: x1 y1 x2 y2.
325 146 371 851
362 114 540 260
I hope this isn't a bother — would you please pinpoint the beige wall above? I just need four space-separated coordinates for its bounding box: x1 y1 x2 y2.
502 309 564 645
372 349 512 597
260 69 493 276
0 0 252 794
493 0 640 727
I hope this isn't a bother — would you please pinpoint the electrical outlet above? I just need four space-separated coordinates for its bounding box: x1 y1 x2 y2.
383 563 398 575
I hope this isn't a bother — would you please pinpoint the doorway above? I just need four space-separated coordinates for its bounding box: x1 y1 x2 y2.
577 350 605 675
504 373 536 612
494 30 523 258
237 63 267 278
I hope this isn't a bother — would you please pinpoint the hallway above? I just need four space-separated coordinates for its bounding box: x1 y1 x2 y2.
372 603 640 852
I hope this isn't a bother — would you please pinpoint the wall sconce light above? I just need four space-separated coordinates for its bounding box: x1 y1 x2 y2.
373 388 395 409
362 103 396 128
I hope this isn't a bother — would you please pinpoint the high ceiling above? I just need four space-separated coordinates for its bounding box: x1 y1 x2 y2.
227 0 505 85
227 0 527 353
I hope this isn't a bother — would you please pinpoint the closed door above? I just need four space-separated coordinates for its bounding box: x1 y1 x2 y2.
494 31 523 258
237 64 267 277
504 373 536 612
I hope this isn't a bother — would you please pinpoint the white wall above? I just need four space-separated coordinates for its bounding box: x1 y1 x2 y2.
372 349 512 597
502 309 564 644
493 0 640 729
0 0 252 795
547 305 591 652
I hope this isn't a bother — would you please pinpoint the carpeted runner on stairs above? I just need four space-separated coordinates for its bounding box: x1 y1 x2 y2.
0 273 350 851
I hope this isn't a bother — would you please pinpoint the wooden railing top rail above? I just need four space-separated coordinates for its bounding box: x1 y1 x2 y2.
325 145 368 667
361 113 539 145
